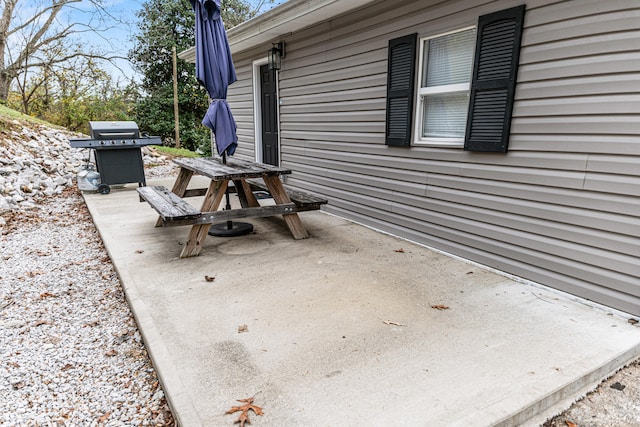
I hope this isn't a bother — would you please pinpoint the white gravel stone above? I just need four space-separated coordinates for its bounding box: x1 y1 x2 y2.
0 191 176 426
1 120 176 426
0 121 174 210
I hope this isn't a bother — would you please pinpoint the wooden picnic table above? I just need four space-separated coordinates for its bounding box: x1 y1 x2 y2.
137 157 327 258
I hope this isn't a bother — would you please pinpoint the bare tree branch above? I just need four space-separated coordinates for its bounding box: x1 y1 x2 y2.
9 1 72 75
7 0 81 37
0 0 18 38
23 51 128 70
0 0 127 100
0 0 19 83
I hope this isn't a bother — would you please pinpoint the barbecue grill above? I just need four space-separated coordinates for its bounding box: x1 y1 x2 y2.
70 121 161 194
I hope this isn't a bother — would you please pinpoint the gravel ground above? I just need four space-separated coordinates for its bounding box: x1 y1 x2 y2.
543 357 640 427
0 163 178 426
1 159 638 426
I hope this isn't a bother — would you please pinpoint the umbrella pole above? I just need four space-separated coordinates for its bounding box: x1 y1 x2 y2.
223 152 233 230
208 151 254 237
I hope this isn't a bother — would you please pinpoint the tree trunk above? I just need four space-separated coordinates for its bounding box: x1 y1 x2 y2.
0 72 10 101
0 0 18 101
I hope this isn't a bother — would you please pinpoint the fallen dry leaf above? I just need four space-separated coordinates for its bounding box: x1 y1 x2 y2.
0 300 15 310
40 292 57 299
394 248 405 253
629 318 639 325
238 324 248 333
105 349 118 357
205 275 216 282
113 329 129 338
34 320 51 326
383 320 406 326
431 304 450 310
98 411 111 423
565 421 578 427
225 397 264 427
27 270 46 277
610 381 626 391
135 249 144 254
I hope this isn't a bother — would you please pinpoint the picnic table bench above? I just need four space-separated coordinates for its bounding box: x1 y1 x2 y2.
244 178 328 212
137 157 327 258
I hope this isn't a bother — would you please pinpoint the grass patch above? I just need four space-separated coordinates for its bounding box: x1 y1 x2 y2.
153 145 201 158
0 104 61 129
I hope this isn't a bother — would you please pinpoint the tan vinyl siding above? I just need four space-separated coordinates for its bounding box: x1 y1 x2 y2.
227 0 640 315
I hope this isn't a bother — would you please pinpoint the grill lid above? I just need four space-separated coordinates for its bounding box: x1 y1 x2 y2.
69 121 161 148
90 121 140 140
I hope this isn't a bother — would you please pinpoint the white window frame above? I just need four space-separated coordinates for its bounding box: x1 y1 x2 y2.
252 57 269 163
413 26 476 147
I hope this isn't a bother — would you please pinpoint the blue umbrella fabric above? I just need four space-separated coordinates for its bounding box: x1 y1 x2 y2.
191 0 238 156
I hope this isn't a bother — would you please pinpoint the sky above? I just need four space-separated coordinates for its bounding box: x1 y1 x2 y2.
59 0 287 84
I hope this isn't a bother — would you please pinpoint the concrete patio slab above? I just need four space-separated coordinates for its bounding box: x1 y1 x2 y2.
83 178 640 427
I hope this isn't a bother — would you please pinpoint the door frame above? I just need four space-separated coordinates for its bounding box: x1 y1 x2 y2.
252 57 281 165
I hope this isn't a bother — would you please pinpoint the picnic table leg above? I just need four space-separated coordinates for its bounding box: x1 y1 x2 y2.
180 180 228 258
155 167 194 227
233 179 260 208
262 176 309 240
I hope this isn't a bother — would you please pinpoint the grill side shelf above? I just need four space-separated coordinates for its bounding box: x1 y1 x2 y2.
69 137 162 148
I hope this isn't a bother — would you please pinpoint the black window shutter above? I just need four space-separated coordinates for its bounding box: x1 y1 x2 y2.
385 33 417 147
464 5 525 152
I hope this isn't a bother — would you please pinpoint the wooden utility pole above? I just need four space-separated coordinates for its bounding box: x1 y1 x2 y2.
172 46 181 148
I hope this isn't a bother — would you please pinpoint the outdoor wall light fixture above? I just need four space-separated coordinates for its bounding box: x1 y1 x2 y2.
268 42 285 71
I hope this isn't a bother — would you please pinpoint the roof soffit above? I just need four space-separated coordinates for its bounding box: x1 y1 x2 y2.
179 0 379 62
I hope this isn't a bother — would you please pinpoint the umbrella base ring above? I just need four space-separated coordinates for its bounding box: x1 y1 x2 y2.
208 221 254 237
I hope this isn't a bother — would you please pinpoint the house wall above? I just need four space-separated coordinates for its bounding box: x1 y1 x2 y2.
227 0 640 315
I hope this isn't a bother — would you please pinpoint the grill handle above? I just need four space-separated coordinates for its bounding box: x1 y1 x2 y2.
95 132 137 138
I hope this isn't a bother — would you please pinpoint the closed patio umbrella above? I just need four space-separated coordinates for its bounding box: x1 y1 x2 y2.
191 0 252 235
191 0 237 156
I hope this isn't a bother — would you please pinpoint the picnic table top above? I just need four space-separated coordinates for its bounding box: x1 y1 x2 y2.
173 157 291 181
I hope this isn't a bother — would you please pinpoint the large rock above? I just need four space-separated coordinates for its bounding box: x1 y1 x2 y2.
0 120 170 214
0 195 15 214
0 122 88 212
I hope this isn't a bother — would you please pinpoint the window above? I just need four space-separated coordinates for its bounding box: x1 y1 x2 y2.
416 28 476 145
385 5 526 152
